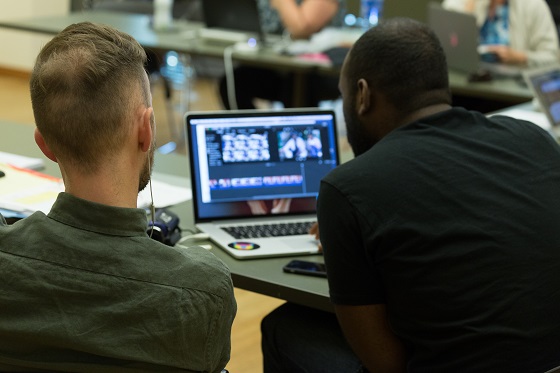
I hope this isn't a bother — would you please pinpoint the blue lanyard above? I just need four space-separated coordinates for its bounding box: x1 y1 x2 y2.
480 2 510 45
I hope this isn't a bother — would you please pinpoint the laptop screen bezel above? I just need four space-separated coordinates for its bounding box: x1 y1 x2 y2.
185 108 340 223
201 0 265 42
523 64 560 127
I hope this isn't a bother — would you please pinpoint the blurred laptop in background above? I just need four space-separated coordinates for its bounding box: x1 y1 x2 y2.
199 0 266 44
428 3 523 78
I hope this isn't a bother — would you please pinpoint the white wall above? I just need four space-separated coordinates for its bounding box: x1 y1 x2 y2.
0 1 70 71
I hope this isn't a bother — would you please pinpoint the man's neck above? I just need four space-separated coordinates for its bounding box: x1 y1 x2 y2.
398 104 452 128
61 165 139 209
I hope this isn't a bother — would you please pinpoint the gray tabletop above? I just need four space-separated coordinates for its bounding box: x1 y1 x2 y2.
0 10 533 103
0 10 324 73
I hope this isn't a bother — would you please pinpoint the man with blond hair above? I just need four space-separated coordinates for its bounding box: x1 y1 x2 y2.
0 22 236 372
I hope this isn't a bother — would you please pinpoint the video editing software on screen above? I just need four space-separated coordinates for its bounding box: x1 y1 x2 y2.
189 113 338 220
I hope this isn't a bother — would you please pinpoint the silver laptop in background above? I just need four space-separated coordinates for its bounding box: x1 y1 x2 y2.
185 109 339 259
427 3 523 77
428 2 479 74
523 64 560 127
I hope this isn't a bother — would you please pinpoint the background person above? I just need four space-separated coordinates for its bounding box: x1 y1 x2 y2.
263 17 560 372
443 0 560 66
219 0 346 110
0 22 236 372
306 131 323 157
280 132 308 159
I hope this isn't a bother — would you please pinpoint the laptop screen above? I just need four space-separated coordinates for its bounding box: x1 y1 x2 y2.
524 65 560 127
186 109 339 222
202 0 263 35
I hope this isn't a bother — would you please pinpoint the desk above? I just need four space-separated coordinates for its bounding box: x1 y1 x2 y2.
0 121 334 312
448 70 532 105
0 10 533 108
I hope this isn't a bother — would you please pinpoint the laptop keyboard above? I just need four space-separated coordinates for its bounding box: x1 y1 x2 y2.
222 221 315 239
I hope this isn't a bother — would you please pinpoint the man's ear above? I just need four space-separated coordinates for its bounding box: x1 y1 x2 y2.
138 107 154 153
356 78 372 116
34 128 57 163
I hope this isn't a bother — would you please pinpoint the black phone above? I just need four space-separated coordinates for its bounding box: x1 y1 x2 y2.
283 260 327 278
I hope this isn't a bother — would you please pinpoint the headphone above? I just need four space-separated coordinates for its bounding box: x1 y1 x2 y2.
147 208 182 246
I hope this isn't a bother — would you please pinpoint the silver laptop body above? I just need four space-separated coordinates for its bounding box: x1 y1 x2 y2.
185 109 339 259
200 0 266 44
428 3 522 77
523 64 560 127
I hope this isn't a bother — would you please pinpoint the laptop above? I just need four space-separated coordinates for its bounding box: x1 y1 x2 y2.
185 109 339 259
427 3 523 77
199 0 266 44
523 64 560 127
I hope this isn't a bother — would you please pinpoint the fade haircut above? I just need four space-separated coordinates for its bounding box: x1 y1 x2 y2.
345 18 451 115
30 22 149 172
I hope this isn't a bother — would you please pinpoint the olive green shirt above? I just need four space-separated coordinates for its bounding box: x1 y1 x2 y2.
0 192 236 372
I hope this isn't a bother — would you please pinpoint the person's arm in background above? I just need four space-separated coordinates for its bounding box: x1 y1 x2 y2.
444 0 560 66
510 0 560 67
441 0 474 13
270 0 339 39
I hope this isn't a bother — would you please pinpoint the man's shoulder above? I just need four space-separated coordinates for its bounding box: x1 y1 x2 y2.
322 151 379 192
142 243 232 295
0 211 47 241
172 245 231 279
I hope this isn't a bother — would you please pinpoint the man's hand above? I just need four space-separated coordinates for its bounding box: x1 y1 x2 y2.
484 44 528 65
309 222 323 252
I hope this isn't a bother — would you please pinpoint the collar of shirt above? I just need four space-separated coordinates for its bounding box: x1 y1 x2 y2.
48 192 148 237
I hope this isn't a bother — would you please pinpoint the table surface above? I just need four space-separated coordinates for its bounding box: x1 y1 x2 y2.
0 121 335 312
0 10 534 103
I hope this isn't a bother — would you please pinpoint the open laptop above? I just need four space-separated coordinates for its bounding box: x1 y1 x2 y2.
427 3 523 77
185 109 339 259
523 64 560 127
199 0 266 44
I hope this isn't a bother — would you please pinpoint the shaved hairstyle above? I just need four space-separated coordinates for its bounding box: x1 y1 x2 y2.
30 22 150 172
345 18 452 115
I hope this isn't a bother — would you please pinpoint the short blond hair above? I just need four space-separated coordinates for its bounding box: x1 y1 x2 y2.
30 22 149 172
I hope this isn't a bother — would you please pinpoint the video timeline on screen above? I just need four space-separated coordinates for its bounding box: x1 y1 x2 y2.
206 125 327 166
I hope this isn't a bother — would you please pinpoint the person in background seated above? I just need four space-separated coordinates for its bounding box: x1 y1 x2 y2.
260 0 342 39
0 22 236 372
262 17 560 372
280 132 308 159
219 0 346 110
443 0 559 66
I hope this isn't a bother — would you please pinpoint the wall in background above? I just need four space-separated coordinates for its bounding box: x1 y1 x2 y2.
0 1 70 72
384 0 443 23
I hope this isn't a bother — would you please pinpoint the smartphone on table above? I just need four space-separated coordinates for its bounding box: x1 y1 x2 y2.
283 260 327 278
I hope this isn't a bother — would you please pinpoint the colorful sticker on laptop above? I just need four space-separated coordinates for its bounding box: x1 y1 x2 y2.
228 241 260 250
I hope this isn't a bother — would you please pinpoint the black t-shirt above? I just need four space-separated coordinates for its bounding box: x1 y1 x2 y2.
318 108 560 372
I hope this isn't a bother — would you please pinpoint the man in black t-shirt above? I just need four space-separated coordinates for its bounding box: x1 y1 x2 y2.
261 18 560 373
